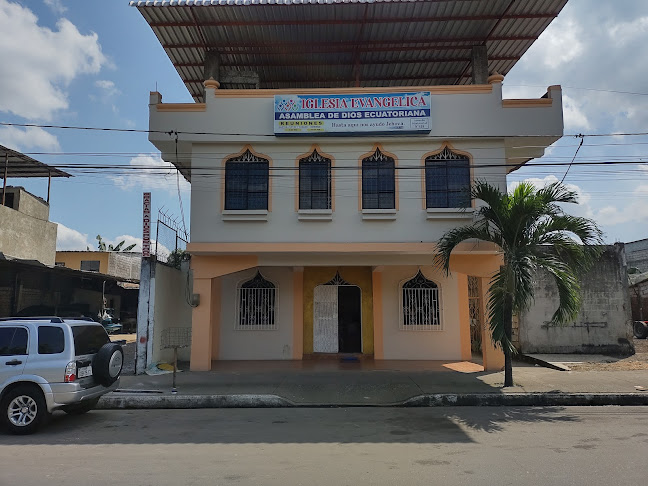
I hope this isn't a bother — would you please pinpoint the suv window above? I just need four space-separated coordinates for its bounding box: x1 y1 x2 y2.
72 325 109 356
38 326 65 354
0 327 28 356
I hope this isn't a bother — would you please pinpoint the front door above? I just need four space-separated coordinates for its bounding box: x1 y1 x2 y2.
338 286 361 353
313 280 362 354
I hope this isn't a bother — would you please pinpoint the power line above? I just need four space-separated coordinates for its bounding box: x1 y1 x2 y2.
2 121 648 139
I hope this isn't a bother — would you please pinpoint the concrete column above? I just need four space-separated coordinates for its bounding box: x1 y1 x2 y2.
456 273 472 361
203 50 220 82
480 276 505 371
292 267 304 359
372 266 384 360
136 257 154 375
471 45 489 85
190 277 219 371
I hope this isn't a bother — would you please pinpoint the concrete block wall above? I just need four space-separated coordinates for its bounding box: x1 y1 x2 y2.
519 244 633 355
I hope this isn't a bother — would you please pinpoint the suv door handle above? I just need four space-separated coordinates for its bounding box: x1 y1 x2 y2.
5 360 22 366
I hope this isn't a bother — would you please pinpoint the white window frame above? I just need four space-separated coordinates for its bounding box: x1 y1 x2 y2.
398 270 443 331
235 271 278 331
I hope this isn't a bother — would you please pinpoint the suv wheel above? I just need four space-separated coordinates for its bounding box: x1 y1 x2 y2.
634 321 648 339
1 384 47 435
93 343 124 387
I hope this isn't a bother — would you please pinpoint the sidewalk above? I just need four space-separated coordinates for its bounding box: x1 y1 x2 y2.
99 359 648 408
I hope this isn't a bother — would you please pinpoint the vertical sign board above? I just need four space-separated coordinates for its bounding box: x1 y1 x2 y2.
142 192 151 258
274 92 431 136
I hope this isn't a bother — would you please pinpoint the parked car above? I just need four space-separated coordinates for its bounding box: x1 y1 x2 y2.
635 321 648 339
0 317 123 434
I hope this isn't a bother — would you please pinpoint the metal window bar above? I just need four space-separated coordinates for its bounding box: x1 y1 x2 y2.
425 147 471 209
299 150 331 210
400 270 442 331
224 150 269 210
236 272 277 330
362 148 395 209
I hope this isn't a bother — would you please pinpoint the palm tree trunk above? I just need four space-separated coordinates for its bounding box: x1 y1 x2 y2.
503 293 514 387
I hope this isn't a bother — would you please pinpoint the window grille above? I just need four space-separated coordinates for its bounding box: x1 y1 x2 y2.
225 149 269 210
468 276 482 352
299 150 331 210
400 270 441 330
362 148 395 209
425 146 471 208
236 271 277 330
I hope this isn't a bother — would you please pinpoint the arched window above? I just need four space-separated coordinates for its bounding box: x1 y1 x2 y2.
362 148 395 209
225 149 269 210
236 271 277 330
299 149 331 210
425 146 471 208
400 270 441 330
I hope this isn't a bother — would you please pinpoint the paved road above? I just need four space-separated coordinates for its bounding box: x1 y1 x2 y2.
1 407 647 485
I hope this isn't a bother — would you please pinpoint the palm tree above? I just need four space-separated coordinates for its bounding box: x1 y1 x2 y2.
435 181 603 387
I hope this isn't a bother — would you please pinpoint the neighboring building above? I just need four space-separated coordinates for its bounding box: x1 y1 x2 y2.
134 0 568 371
630 273 648 323
0 254 138 323
0 145 71 266
625 238 648 274
56 251 142 281
516 245 634 355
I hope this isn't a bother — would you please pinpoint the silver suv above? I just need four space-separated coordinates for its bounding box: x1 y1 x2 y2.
0 317 123 434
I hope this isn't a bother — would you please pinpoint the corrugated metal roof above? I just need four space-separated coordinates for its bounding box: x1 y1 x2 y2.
132 0 569 100
0 145 71 179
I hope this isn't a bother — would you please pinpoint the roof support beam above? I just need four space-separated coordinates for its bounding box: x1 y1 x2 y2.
203 50 220 97
149 13 557 28
219 69 260 87
162 35 537 52
175 56 517 69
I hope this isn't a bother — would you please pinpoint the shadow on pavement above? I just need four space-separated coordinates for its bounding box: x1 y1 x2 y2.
0 406 580 446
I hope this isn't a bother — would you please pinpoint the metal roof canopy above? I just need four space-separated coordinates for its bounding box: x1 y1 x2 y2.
1 144 71 179
1 144 71 206
132 0 568 101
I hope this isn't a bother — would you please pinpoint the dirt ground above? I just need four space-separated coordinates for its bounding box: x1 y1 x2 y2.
569 338 648 371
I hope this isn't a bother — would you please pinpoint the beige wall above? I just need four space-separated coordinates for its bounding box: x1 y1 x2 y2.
56 251 110 274
218 267 294 360
151 263 193 363
0 204 57 266
380 265 463 360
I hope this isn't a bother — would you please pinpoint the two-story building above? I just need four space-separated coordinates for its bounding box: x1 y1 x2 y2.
134 0 567 371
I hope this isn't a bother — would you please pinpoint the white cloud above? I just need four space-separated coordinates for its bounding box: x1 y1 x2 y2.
562 95 591 132
0 0 106 120
508 175 594 219
44 0 67 15
55 225 173 259
95 79 120 98
55 222 93 250
109 154 190 194
0 125 61 152
531 18 584 69
105 234 172 260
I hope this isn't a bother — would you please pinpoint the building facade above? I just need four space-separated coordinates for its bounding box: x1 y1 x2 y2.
146 79 563 370
56 251 142 280
0 186 57 266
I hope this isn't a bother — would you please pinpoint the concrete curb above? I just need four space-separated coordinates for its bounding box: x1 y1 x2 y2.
98 394 294 409
98 392 648 409
402 393 648 407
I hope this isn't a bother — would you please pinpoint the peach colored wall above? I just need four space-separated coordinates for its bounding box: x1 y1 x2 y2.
381 265 461 360
218 267 295 360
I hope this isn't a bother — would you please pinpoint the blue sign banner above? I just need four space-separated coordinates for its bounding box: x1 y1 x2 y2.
273 92 431 136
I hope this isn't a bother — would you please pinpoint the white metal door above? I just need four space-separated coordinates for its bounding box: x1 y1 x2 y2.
313 285 338 353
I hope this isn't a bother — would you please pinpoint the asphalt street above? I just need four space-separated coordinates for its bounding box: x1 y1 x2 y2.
0 407 647 486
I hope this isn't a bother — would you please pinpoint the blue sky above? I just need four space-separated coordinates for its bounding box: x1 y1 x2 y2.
1 0 647 251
